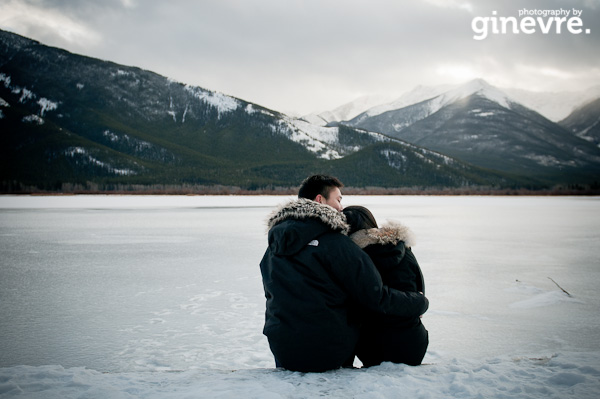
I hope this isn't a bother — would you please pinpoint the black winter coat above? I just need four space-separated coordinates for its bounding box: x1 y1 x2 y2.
260 199 428 372
350 222 425 323
350 222 429 366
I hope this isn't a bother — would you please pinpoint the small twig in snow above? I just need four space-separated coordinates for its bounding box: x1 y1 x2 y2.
548 277 572 297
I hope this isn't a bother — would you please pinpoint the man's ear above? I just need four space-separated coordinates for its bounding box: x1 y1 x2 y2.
314 194 323 204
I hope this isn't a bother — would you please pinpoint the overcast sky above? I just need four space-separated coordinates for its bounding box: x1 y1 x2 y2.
1 0 599 116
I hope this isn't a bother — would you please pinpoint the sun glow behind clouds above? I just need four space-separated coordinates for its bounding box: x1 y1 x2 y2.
507 64 589 91
423 0 474 13
539 68 574 79
0 0 101 47
435 63 479 82
121 0 137 8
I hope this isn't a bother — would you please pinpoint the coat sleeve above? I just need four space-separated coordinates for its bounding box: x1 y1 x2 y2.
322 235 429 318
405 248 425 295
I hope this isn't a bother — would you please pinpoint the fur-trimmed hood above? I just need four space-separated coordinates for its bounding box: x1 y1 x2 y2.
267 198 349 235
349 221 415 249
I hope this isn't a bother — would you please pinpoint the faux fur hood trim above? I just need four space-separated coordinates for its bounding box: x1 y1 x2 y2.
267 198 350 235
349 221 415 249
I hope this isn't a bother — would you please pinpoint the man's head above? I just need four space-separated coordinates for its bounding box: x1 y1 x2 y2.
298 174 344 211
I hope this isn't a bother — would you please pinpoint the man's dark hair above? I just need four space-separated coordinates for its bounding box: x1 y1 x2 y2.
298 174 344 200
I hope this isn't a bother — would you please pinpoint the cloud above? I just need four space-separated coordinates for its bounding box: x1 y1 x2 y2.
0 0 101 47
0 0 598 115
423 0 474 13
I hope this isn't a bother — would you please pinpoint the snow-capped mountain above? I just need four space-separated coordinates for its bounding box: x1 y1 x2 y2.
301 94 396 127
347 79 517 135
314 81 600 125
504 86 600 122
1 28 511 191
347 79 534 128
348 83 458 124
559 97 600 147
343 79 600 178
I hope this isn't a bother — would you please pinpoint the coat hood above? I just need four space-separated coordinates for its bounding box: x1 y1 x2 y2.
267 198 349 234
349 221 415 249
266 198 350 256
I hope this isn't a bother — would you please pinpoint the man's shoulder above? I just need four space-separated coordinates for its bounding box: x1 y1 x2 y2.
317 230 366 253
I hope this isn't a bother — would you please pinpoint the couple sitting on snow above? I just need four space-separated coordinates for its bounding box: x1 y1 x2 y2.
259 174 429 372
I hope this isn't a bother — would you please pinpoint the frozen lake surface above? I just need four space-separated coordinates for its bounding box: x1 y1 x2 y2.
1 195 599 398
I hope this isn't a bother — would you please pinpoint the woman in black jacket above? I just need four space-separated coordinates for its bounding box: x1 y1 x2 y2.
343 205 429 367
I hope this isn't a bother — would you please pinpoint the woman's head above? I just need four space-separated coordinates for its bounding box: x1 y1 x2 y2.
343 206 378 235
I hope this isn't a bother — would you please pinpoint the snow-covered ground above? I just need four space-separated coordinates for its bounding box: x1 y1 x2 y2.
2 353 598 399
1 195 599 398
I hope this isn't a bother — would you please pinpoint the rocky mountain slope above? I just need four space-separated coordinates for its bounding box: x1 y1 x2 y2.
342 80 600 182
559 97 600 148
310 82 600 125
0 29 515 192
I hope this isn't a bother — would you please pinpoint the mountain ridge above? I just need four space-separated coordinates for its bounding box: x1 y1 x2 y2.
340 79 600 182
1 28 527 192
308 80 600 126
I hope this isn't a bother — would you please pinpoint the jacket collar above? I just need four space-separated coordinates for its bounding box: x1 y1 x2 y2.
349 221 415 249
267 198 350 235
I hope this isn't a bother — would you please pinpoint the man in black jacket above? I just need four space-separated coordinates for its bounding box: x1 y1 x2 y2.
259 175 429 372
